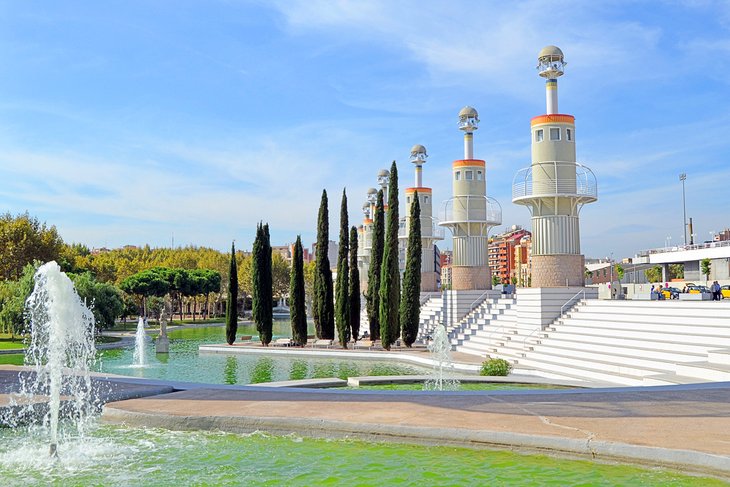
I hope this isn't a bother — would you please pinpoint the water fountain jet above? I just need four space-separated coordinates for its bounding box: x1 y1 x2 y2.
20 261 97 457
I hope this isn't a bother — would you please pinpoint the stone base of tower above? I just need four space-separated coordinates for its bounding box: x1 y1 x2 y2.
531 254 585 287
420 272 439 292
451 266 491 291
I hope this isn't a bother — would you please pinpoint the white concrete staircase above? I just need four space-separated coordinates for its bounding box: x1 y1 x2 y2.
417 295 445 340
511 300 730 385
451 297 522 357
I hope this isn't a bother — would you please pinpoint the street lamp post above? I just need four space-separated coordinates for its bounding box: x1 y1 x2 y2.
680 173 687 245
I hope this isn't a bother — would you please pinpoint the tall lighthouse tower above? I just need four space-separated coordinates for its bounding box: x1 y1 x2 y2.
440 106 502 290
400 144 444 292
512 46 597 287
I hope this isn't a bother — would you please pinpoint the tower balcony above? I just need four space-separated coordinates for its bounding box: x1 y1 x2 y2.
512 161 597 205
438 195 502 228
398 216 446 240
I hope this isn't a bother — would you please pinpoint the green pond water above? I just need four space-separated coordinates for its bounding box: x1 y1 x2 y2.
95 322 432 384
0 425 723 486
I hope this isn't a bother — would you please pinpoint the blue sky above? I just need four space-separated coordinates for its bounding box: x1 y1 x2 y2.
1 0 729 259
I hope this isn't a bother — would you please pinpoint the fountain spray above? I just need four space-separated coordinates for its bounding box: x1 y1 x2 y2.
23 262 97 457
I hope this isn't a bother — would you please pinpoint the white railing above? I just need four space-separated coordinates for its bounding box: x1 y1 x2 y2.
640 239 730 256
398 216 446 240
439 195 502 227
512 161 597 202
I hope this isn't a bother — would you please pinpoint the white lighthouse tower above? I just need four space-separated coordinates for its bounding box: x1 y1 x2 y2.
440 106 502 290
512 46 597 287
399 144 444 291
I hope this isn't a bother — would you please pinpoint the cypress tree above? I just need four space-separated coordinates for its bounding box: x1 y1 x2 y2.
379 161 400 350
313 190 335 339
400 191 422 347
348 225 361 342
253 223 273 345
290 236 307 346
225 241 238 345
365 189 384 340
335 188 350 348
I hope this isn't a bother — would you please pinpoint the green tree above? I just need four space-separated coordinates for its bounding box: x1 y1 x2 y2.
303 260 316 317
289 236 307 346
379 161 400 350
271 253 290 302
400 191 422 347
119 267 171 318
69 272 124 330
492 274 500 286
0 212 64 280
0 262 38 336
645 265 662 283
348 225 361 342
669 263 684 280
313 190 335 339
225 242 238 345
701 258 712 282
365 189 384 341
253 223 273 345
335 189 350 348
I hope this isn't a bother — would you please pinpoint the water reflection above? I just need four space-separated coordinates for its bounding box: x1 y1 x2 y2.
250 356 275 383
223 356 238 385
289 360 308 381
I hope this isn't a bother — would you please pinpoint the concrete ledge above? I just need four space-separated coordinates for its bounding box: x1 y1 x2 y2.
679 293 713 301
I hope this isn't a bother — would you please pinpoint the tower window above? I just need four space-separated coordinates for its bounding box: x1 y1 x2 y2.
406 196 411 204
465 170 473 180
550 127 560 140
455 171 461 181
535 129 544 142
566 128 572 141
424 196 429 203
477 170 483 180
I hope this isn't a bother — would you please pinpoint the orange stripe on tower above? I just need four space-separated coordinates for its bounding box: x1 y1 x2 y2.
405 187 432 194
531 114 575 126
452 159 485 168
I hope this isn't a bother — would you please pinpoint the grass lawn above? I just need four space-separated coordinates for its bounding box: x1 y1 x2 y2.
0 336 25 350
0 353 24 365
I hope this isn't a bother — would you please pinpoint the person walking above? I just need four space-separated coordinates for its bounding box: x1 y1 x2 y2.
712 281 721 301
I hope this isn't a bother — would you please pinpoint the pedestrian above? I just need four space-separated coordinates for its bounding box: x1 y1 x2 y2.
712 281 721 301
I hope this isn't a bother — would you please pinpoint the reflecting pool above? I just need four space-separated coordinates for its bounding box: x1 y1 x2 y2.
96 323 431 384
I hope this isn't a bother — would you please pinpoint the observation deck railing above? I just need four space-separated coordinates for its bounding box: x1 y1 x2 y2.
398 216 446 240
512 161 597 204
438 195 502 228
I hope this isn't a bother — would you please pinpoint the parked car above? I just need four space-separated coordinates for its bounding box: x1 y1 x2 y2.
722 285 730 299
661 287 680 299
688 285 710 294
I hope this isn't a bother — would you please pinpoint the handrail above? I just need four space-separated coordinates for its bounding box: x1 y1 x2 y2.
512 161 597 202
521 290 585 349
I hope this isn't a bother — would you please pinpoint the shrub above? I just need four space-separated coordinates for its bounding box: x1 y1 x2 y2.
480 358 512 376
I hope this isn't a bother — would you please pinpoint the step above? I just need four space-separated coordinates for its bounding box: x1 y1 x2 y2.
515 356 648 386
521 350 670 378
562 312 730 327
708 349 730 365
674 361 730 381
533 340 706 364
526 343 699 373
547 324 730 347
641 372 711 386
537 334 714 356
